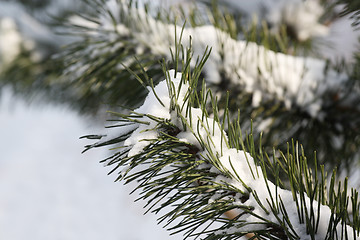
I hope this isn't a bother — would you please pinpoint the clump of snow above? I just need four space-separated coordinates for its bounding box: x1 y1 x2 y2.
267 0 329 41
0 18 22 68
123 70 189 156
219 32 347 119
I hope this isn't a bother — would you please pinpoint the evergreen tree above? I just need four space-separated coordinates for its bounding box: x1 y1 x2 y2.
1 0 360 239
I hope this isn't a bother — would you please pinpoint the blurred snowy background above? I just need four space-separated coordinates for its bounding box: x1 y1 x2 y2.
0 88 179 240
0 0 359 239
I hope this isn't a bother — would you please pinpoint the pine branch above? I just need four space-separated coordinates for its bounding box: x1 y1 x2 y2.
83 47 360 239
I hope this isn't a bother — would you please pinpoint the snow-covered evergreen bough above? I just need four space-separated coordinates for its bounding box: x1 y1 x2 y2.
83 50 360 239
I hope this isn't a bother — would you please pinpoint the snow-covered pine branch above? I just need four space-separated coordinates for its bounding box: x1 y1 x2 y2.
65 0 353 120
83 53 360 239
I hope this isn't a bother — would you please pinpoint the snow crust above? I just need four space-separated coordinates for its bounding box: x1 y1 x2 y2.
120 71 359 239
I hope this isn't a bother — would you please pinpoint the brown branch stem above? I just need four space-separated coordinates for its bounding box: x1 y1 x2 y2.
224 210 257 239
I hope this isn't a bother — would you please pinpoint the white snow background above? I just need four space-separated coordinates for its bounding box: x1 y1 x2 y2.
0 88 181 240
